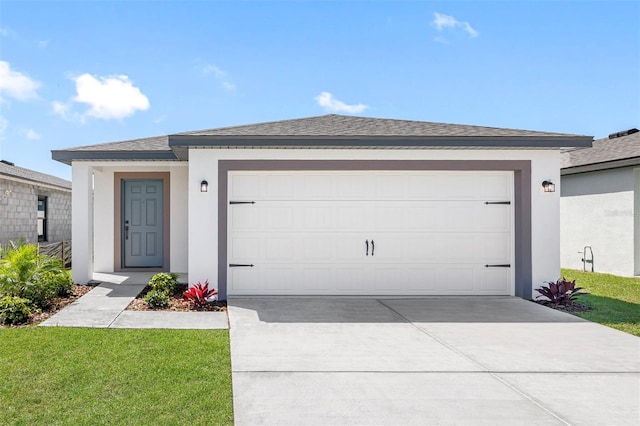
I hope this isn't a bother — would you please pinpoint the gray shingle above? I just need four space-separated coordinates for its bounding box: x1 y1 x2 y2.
0 161 71 190
182 114 584 138
53 114 591 164
561 130 640 169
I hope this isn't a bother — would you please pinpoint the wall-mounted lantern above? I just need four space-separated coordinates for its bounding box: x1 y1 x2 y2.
200 180 209 192
542 180 556 193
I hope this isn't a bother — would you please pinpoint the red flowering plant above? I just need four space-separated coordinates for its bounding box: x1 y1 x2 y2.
183 280 218 307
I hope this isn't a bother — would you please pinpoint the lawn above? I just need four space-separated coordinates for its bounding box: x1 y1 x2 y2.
0 328 233 425
561 268 640 337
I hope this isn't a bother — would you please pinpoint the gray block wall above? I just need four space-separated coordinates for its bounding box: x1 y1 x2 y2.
0 177 71 246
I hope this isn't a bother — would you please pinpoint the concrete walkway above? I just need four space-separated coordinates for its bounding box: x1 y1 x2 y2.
39 272 228 329
229 297 640 425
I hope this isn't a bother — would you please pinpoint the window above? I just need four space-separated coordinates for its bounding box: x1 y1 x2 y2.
37 196 47 242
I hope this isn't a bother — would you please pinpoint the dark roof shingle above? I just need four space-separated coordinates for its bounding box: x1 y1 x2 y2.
181 114 583 138
0 161 71 190
52 114 592 164
561 129 640 170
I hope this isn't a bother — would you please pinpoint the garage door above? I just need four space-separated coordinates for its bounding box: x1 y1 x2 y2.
228 171 514 296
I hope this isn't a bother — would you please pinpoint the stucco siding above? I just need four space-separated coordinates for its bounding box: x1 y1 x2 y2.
560 167 635 277
73 162 188 283
0 177 71 246
188 148 561 299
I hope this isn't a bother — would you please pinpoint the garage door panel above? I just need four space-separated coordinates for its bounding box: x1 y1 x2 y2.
479 236 511 260
228 171 513 296
303 238 335 260
230 237 262 260
479 268 511 293
263 268 294 291
337 175 369 199
442 268 476 291
303 206 333 228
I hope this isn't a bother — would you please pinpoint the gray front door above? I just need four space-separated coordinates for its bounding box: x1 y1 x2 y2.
123 179 163 268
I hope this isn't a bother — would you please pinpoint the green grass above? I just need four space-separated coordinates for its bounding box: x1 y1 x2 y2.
561 269 640 337
0 328 233 425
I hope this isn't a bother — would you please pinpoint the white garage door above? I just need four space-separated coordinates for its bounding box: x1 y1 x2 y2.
228 171 514 296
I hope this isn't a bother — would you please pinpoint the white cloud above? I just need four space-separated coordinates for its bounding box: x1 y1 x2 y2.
431 12 478 38
201 64 236 91
71 74 149 120
0 27 11 37
152 115 166 124
36 40 49 48
25 129 41 140
0 61 40 101
315 92 368 114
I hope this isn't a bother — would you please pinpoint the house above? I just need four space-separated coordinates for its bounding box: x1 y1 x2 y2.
52 114 592 299
0 160 72 246
560 128 639 277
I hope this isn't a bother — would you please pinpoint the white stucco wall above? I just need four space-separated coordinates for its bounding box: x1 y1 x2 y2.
188 148 561 298
72 162 188 283
560 167 637 277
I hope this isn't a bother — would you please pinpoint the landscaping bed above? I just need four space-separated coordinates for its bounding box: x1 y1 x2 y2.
1 284 94 328
127 283 227 312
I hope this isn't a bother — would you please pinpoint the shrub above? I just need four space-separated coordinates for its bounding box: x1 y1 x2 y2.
0 296 32 325
183 280 217 307
144 290 169 309
536 278 588 307
148 272 179 295
0 241 72 308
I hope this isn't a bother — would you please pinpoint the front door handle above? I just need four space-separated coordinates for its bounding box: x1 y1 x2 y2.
365 240 369 256
125 220 129 240
371 240 374 256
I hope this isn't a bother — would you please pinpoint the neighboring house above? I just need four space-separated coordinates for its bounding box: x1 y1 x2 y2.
0 160 72 246
560 128 640 277
52 114 591 299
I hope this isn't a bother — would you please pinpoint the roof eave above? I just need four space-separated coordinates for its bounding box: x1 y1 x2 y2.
561 156 640 175
169 135 593 149
51 150 179 165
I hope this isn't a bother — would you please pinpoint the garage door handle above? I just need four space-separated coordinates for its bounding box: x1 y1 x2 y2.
230 264 255 267
365 240 369 256
485 264 511 268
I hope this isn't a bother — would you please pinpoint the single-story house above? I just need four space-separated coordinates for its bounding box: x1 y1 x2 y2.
561 128 639 277
0 159 72 246
52 114 592 299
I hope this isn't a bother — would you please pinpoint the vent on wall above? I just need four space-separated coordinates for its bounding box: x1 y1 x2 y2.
608 128 639 139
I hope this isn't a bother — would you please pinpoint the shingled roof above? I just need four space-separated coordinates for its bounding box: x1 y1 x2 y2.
0 161 71 190
53 114 592 164
561 128 640 174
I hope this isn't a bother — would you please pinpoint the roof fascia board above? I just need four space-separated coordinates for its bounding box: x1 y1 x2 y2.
169 135 593 149
561 157 640 175
51 150 178 165
0 173 71 192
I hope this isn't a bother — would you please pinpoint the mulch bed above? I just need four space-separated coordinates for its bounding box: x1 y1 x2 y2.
535 301 591 313
126 284 227 312
3 284 95 328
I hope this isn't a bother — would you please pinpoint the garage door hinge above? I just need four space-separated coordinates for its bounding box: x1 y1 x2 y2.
484 201 511 205
230 201 256 205
229 263 255 267
485 264 511 268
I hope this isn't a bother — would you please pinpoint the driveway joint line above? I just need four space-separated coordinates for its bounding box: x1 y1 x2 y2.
375 298 573 426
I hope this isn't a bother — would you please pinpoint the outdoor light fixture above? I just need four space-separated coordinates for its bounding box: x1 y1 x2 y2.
542 180 555 193
200 180 209 192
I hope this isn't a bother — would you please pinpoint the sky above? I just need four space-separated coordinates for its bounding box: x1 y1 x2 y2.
0 1 638 181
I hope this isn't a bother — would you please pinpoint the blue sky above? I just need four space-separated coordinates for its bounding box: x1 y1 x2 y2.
0 1 638 180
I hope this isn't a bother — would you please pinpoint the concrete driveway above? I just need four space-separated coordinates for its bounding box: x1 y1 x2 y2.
228 297 640 425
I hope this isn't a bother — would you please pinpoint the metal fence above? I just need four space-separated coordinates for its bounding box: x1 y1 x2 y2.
39 240 72 268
